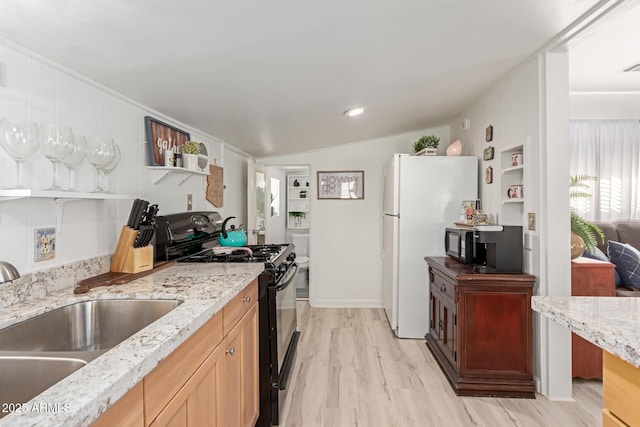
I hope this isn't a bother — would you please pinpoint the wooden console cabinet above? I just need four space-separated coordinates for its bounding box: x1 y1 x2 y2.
571 257 616 379
425 257 536 398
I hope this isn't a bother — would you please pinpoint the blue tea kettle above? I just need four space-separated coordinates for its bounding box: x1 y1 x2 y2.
219 216 248 247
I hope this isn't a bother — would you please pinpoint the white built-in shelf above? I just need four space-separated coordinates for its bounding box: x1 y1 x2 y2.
0 189 134 202
502 165 524 174
502 199 525 204
148 166 210 185
0 189 135 232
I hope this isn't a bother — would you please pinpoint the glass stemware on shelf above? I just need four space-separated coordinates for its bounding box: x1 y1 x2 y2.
0 118 40 189
97 144 120 193
62 133 87 191
86 136 115 193
40 124 75 191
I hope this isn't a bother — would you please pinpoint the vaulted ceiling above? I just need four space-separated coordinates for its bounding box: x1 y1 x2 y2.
0 0 631 157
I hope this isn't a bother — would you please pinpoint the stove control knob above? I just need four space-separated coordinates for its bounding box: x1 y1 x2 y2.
287 252 297 262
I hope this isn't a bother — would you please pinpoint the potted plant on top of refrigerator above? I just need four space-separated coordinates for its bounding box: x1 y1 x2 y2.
412 135 440 156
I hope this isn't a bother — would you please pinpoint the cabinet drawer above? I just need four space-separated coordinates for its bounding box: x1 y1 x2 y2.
604 350 640 427
432 273 456 302
224 279 258 335
144 311 223 425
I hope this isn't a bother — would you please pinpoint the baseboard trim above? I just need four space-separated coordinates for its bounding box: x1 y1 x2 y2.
310 299 382 308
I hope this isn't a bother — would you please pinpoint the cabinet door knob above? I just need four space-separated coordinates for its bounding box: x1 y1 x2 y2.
226 347 236 356
440 284 446 293
439 320 444 330
243 296 251 303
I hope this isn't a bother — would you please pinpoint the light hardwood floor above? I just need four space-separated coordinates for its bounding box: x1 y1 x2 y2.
281 302 602 427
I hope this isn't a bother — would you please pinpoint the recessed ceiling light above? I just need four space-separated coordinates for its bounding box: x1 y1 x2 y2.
344 107 365 117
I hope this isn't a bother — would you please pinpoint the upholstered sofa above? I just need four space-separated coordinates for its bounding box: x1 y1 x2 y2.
592 219 640 296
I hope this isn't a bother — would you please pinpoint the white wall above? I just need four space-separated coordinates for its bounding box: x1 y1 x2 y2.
265 166 287 244
259 126 451 307
449 54 572 400
222 147 249 227
570 92 640 119
0 40 248 274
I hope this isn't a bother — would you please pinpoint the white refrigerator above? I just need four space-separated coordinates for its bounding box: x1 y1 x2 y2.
382 154 478 338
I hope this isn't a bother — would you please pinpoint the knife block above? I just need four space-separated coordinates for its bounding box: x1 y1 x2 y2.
111 226 154 274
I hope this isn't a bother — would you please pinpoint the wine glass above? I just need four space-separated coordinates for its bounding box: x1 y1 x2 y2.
97 144 120 193
86 136 115 192
62 133 87 191
0 118 40 188
40 124 75 191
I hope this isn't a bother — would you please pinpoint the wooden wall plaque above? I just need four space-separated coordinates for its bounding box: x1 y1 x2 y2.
144 116 190 166
206 165 224 207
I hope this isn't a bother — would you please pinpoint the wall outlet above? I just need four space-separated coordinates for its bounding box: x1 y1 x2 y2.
187 194 193 211
35 228 56 262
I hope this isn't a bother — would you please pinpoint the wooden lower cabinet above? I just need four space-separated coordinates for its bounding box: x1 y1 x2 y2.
91 279 259 427
603 350 640 427
223 303 259 427
151 344 224 427
92 383 144 427
425 257 536 398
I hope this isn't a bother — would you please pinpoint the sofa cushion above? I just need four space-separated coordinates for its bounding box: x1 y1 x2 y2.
613 220 640 251
608 241 640 290
593 222 620 254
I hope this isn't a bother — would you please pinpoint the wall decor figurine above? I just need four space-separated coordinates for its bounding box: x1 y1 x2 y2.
483 146 494 161
485 125 493 142
485 166 493 184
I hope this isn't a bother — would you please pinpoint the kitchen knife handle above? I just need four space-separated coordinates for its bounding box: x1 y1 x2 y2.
126 199 141 228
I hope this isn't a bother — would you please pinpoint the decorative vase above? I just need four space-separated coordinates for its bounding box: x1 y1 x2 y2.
446 140 462 156
183 153 199 171
571 232 586 259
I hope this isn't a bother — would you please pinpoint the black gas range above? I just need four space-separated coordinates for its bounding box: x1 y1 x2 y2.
154 211 299 427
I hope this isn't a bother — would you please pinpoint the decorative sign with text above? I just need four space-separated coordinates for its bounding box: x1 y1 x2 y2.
144 116 191 166
317 171 364 200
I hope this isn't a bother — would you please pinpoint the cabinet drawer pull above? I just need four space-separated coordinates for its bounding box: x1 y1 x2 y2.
243 296 252 303
440 284 446 293
226 347 236 356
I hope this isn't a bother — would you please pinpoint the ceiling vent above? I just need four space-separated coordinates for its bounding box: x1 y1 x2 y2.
622 62 640 72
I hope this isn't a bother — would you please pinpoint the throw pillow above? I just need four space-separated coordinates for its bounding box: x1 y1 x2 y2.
608 241 640 290
582 247 622 286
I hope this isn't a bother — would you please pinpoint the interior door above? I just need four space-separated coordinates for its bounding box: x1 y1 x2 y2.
247 160 267 245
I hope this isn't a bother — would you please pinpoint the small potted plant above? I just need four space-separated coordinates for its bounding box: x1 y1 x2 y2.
289 211 306 227
182 141 201 170
412 135 440 156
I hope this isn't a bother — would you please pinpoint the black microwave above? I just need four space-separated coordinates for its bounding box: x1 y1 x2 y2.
445 227 476 264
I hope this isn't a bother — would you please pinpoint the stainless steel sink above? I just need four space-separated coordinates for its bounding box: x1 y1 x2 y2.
0 356 87 419
0 299 182 355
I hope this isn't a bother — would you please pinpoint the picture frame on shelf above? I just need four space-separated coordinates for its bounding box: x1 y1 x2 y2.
483 146 494 161
144 116 190 166
317 170 364 200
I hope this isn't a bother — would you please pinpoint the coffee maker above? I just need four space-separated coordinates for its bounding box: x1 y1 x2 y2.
473 225 523 273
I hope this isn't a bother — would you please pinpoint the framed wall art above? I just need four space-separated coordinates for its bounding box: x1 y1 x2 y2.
485 125 493 142
317 170 364 200
144 116 191 166
485 166 493 184
483 146 494 161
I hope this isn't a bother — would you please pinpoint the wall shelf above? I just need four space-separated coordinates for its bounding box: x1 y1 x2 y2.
0 189 135 233
0 189 134 202
287 174 310 229
147 166 210 186
499 144 524 225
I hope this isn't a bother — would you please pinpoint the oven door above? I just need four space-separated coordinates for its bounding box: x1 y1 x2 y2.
269 262 299 425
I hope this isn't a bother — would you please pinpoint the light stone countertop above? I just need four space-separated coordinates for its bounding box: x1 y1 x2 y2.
0 262 264 427
532 296 640 367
